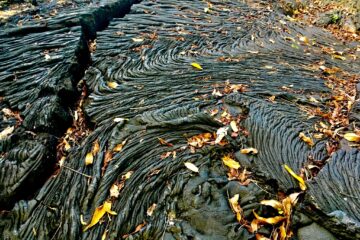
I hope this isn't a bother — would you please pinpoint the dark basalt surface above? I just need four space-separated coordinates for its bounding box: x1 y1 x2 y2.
0 0 359 239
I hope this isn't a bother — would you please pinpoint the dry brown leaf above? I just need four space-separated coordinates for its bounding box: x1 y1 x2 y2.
92 140 100 155
85 152 94 166
222 155 241 169
158 138 173 147
240 148 258 155
184 162 199 173
83 201 117 232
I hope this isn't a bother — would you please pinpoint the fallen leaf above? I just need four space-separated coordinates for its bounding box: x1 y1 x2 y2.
64 139 71 151
253 211 286 224
92 140 100 155
158 137 173 147
268 95 276 102
113 117 127 122
107 81 118 89
184 162 199 173
344 132 360 142
332 54 346 60
279 222 287 240
230 121 239 132
80 214 87 225
299 132 314 146
110 184 120 198
215 127 228 144
240 148 258 155
83 201 117 231
124 171 133 180
229 194 242 222
85 152 94 166
146 203 157 216
284 164 306 190
0 126 14 140
101 230 107 240
260 199 283 211
113 139 127 152
222 155 241 169
132 38 144 42
191 62 203 70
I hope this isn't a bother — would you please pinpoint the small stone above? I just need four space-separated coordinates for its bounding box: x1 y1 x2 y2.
298 223 336 240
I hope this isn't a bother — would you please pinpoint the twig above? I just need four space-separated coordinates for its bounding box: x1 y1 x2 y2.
62 165 92 178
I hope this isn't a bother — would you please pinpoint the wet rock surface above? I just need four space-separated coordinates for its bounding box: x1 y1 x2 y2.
0 0 359 239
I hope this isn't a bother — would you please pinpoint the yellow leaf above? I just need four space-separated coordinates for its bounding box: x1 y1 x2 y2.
260 199 283 211
184 162 199 173
284 164 306 190
113 139 127 152
101 230 107 240
80 214 87 225
83 201 117 232
344 132 360 142
222 155 241 169
279 222 287 240
64 139 71 151
332 54 346 60
191 62 203 70
253 211 286 224
85 152 94 166
240 148 258 155
124 171 133 179
230 121 239 132
299 132 314 146
107 81 118 89
0 126 14 140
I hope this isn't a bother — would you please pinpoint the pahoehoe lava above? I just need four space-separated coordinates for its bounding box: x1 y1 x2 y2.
0 0 359 239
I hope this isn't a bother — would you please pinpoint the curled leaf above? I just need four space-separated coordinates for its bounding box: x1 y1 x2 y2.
229 194 242 222
284 164 306 190
240 148 258 155
191 62 203 70
184 162 199 173
253 210 286 225
222 155 240 169
344 132 360 142
83 201 117 231
260 199 283 210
